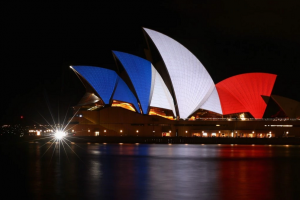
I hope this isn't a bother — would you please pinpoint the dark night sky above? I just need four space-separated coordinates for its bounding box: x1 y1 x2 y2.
1 0 300 124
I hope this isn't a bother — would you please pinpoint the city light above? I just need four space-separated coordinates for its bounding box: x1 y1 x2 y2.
239 113 246 120
54 130 66 140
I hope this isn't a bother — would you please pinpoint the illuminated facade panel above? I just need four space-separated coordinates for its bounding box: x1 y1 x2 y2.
216 73 277 118
113 51 152 114
112 78 140 113
216 85 247 114
71 66 118 104
150 66 176 116
144 28 220 119
200 87 223 115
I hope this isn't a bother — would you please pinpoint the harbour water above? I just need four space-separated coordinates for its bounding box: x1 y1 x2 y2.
1 142 300 199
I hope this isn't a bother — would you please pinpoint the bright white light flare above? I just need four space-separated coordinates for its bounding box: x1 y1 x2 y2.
55 131 66 140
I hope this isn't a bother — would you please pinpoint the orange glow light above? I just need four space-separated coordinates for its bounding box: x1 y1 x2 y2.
149 110 174 120
112 100 136 112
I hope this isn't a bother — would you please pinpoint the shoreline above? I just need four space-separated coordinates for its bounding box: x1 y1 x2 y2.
2 136 300 145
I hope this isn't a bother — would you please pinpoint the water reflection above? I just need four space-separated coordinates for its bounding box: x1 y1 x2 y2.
218 145 274 200
6 143 300 199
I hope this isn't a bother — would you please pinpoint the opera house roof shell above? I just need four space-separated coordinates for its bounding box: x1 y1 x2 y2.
70 28 278 119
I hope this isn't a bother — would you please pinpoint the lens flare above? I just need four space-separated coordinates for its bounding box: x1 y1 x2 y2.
55 130 66 140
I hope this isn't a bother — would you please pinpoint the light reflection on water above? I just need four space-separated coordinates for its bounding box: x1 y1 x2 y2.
5 143 300 199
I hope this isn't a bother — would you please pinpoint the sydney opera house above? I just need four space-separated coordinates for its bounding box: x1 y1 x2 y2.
68 28 300 137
